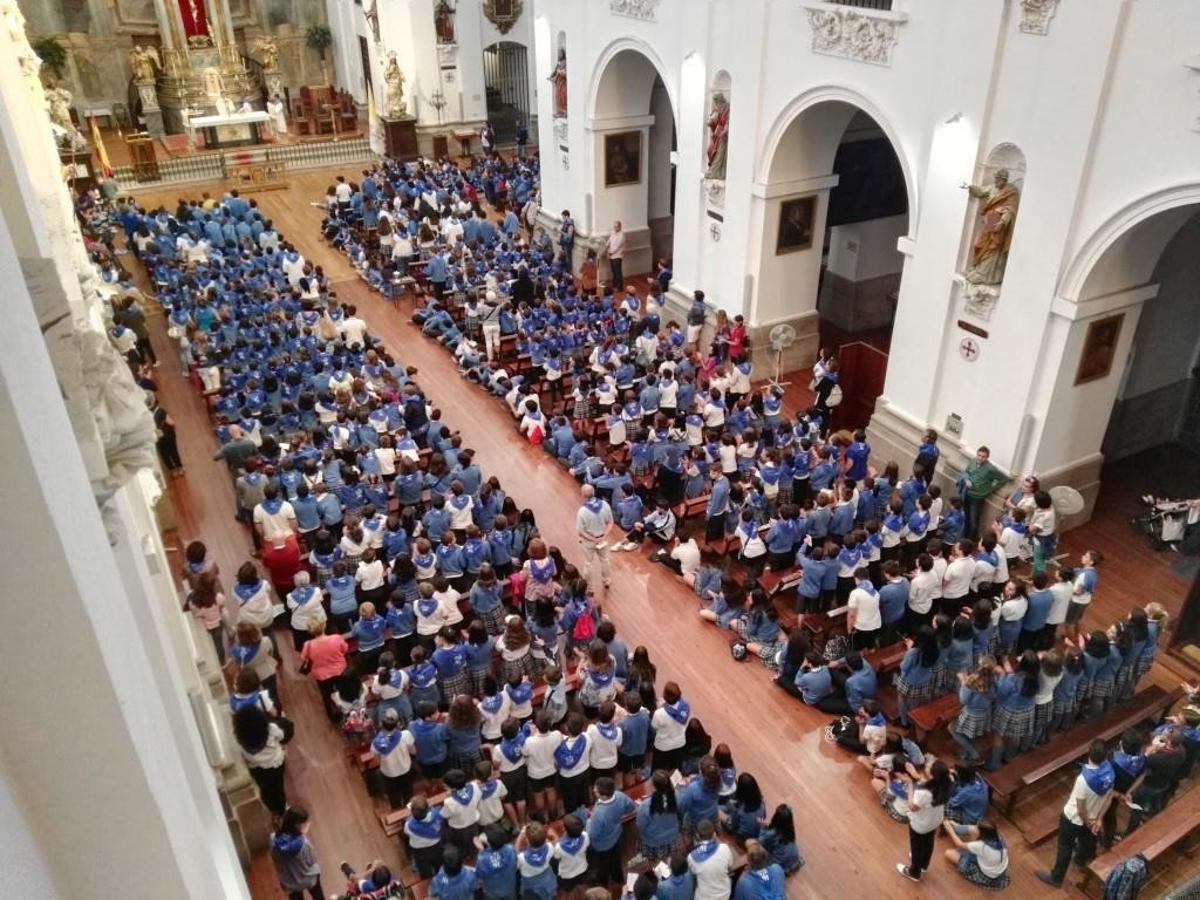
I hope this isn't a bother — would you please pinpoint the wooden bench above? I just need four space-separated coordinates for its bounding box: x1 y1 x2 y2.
864 641 907 677
1078 782 1200 897
982 685 1180 823
908 693 961 742
756 565 801 599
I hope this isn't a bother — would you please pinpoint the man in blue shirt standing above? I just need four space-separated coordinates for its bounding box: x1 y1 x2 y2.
586 777 636 889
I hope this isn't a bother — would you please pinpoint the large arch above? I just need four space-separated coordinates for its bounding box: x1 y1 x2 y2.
748 89 913 430
584 39 678 281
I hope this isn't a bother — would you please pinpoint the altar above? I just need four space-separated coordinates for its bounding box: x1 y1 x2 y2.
189 111 272 149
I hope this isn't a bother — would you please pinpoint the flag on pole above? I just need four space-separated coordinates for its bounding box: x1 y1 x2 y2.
88 115 113 177
366 83 385 157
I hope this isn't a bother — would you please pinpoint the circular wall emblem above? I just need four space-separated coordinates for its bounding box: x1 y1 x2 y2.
959 337 980 361
709 223 721 242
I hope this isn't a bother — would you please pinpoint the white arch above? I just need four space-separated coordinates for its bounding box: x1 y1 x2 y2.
756 84 918 236
585 36 679 126
1058 183 1200 301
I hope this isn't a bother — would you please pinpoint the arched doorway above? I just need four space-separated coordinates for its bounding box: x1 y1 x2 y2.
1035 201 1200 523
757 99 911 429
482 41 530 144
588 46 677 281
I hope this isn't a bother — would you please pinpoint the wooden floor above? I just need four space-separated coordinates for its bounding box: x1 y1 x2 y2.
130 167 1199 899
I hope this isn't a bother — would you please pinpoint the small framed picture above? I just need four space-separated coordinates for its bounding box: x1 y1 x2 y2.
1074 313 1124 385
776 195 816 254
604 130 642 187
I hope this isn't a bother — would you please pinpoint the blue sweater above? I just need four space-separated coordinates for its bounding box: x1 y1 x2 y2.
587 792 636 851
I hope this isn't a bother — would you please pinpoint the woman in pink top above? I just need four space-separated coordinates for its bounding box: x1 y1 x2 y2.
300 619 349 720
185 570 227 664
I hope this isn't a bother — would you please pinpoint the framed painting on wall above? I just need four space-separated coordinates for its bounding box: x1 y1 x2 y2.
604 130 641 186
1074 313 1124 385
776 195 816 254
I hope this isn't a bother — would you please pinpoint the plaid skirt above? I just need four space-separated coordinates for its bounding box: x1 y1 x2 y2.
896 674 936 707
1051 695 1078 719
1090 677 1114 701
501 653 533 683
1033 700 1053 735
756 639 782 668
469 664 492 697
1133 653 1155 684
440 670 471 703
638 837 681 862
1114 664 1137 700
953 707 991 740
958 852 1010 891
992 704 1034 740
479 604 507 636
878 788 910 823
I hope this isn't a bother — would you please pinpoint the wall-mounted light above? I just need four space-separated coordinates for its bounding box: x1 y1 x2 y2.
944 111 963 125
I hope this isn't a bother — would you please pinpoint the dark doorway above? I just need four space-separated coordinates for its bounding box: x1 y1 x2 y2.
483 42 529 143
359 36 372 95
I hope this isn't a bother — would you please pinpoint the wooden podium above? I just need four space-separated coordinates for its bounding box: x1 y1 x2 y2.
126 133 159 182
382 116 418 161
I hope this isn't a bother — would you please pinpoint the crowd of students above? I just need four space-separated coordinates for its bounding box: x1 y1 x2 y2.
108 177 813 899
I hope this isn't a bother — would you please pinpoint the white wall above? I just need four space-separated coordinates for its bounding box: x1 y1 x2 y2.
827 214 908 282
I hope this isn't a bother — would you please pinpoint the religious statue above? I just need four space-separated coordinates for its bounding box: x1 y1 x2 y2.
705 91 729 180
253 35 280 72
548 47 567 118
435 0 456 44
383 53 406 118
128 45 161 83
45 85 74 132
962 168 1020 285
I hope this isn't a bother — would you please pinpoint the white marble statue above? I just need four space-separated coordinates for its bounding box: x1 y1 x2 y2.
383 52 406 118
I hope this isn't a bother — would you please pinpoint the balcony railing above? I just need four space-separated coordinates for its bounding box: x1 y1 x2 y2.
826 0 893 10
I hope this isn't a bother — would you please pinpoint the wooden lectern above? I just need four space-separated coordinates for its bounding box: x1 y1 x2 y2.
382 117 418 161
126 133 159 182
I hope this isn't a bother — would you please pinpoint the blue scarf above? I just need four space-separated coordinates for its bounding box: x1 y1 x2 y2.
554 734 588 770
690 839 720 863
530 558 554 583
229 691 263 712
559 834 587 855
271 832 305 856
373 728 403 756
231 641 259 666
234 580 263 604
417 597 440 618
507 681 533 705
589 667 615 688
452 783 476 806
522 844 550 869
1081 760 1116 794
406 809 442 840
481 779 500 800
584 498 604 515
1113 749 1147 778
867 712 886 728
596 722 619 742
290 585 316 605
663 699 691 724
410 662 437 687
481 693 506 715
499 731 527 763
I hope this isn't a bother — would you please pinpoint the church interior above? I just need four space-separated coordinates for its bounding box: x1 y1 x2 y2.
3 0 1200 898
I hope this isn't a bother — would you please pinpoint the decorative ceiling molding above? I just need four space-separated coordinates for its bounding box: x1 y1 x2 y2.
1019 0 1061 36
610 0 661 22
802 3 908 67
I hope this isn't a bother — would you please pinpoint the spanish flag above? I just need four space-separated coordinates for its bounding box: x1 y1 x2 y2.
88 114 113 177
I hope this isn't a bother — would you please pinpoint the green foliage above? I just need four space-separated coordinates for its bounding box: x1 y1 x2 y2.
33 37 68 77
305 24 332 60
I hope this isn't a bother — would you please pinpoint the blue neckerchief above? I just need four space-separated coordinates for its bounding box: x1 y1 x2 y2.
452 783 476 806
1081 760 1116 794
406 809 442 840
229 690 263 712
868 712 886 727
373 728 404 756
506 681 533 705
417 597 440 618
554 734 588 770
234 580 263 603
500 730 527 763
584 498 604 514
530 558 554 583
522 844 550 868
559 834 586 855
1113 749 1147 777
663 699 691 725
481 779 500 800
231 641 259 665
271 832 305 856
481 693 505 715
855 579 877 595
690 839 720 863
597 722 619 742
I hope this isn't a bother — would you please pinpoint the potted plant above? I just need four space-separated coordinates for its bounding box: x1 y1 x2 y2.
305 24 333 85
33 37 68 83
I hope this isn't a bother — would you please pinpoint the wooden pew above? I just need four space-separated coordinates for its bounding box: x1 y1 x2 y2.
1078 782 1200 898
982 685 1181 826
863 641 907 677
908 692 961 742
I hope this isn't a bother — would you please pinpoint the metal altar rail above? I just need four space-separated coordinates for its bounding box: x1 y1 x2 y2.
111 137 375 189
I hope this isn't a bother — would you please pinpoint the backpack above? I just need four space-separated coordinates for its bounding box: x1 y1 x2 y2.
1103 854 1149 900
827 384 843 407
571 601 595 642
730 641 748 661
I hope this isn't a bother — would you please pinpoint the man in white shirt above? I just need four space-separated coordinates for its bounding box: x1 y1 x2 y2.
653 535 699 579
1045 566 1075 634
576 484 614 590
1037 740 1113 887
340 305 368 348
847 569 882 649
688 820 733 900
253 484 297 542
605 220 626 289
334 176 353 204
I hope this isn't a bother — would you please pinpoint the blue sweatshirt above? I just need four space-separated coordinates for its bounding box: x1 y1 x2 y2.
587 792 636 851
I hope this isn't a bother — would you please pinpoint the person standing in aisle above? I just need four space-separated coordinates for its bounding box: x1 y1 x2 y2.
576 484 613 592
1036 740 1114 887
269 806 325 900
606 221 626 290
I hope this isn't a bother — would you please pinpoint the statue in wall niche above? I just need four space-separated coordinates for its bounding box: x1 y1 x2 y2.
549 47 567 118
435 0 456 44
45 85 76 137
383 52 406 118
128 45 161 83
705 91 729 180
253 35 280 72
962 168 1020 285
